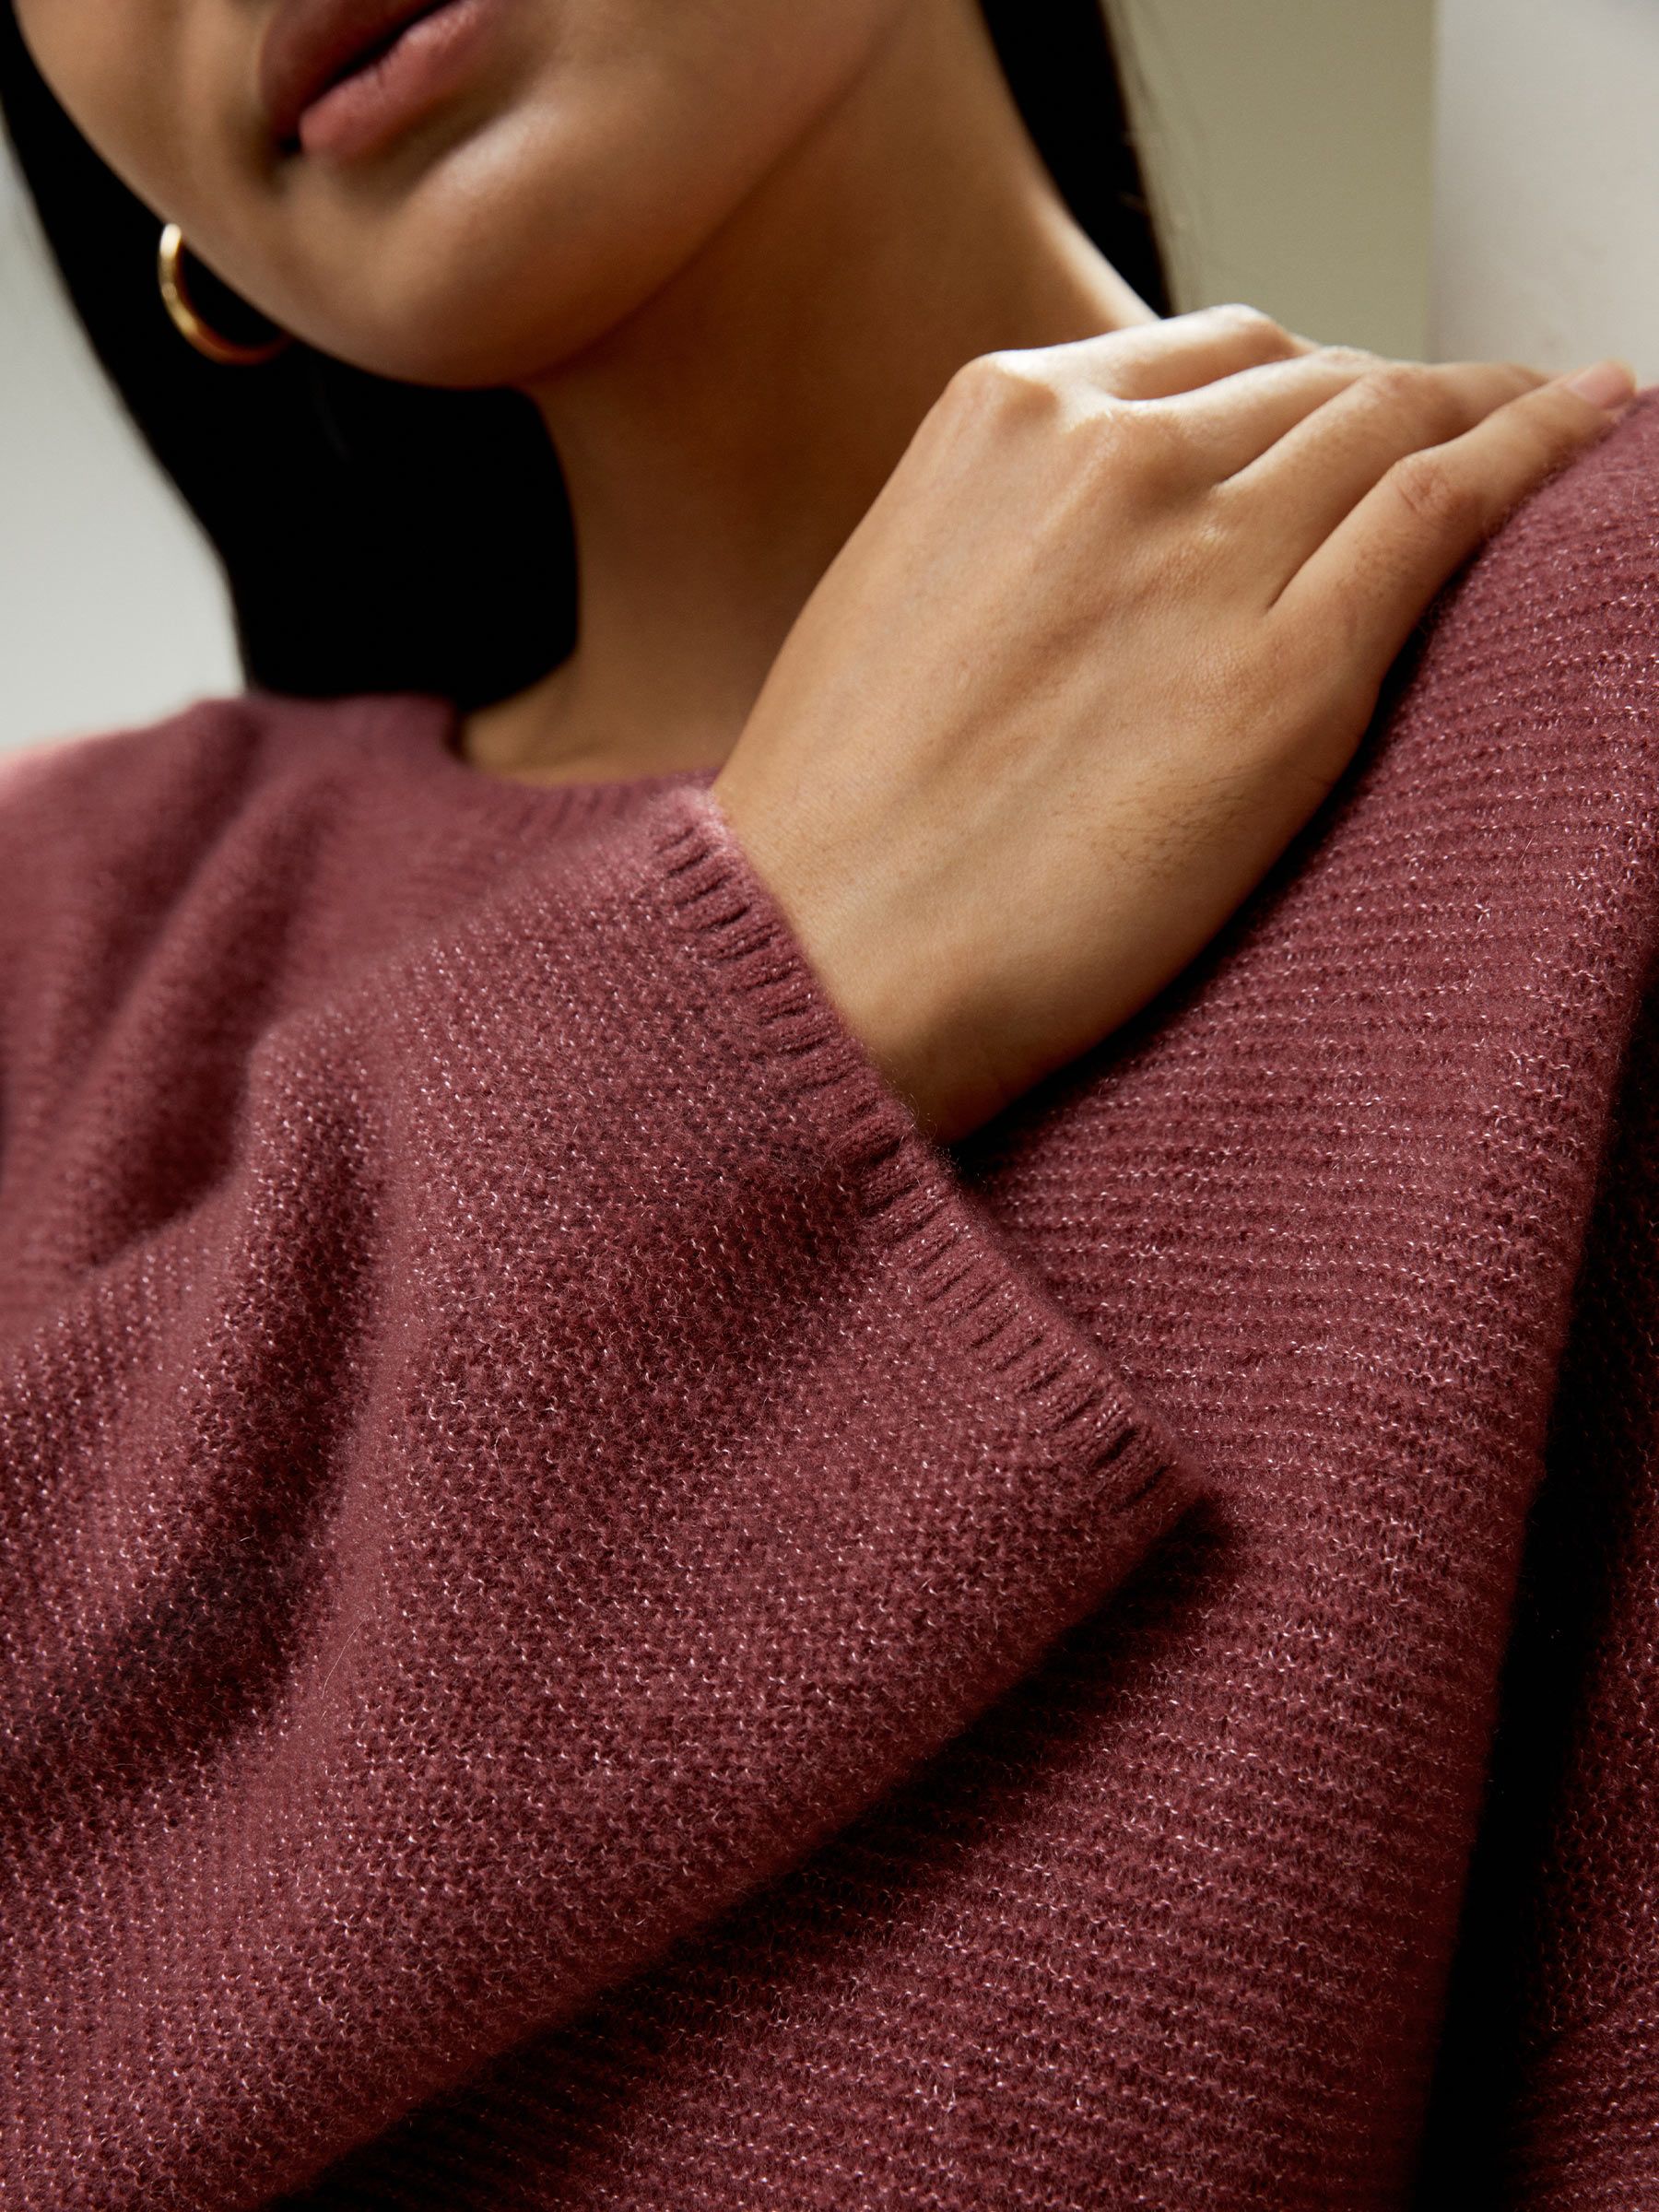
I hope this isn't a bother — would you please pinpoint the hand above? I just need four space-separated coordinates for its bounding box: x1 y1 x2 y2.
711 306 1634 1146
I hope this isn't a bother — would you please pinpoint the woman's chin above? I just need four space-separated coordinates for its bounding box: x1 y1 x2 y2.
277 152 696 387
294 273 654 393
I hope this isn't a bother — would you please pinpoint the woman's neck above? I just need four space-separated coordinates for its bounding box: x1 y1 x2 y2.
466 0 1155 784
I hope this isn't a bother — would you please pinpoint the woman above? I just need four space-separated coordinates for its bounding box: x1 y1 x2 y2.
0 1 1652 2205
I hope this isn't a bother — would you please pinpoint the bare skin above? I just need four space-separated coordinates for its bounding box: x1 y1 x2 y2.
713 313 1631 1138
16 0 1634 1141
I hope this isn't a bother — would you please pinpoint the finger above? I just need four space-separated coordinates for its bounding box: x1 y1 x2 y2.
1060 302 1315 402
1145 346 1392 479
1277 364 1634 670
1227 357 1550 575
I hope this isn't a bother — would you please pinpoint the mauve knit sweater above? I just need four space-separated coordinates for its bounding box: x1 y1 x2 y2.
4 396 1659 2212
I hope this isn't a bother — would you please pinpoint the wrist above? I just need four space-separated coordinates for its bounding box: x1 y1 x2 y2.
710 770 965 1143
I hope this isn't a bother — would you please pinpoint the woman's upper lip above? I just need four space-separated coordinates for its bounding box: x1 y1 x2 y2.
259 0 448 150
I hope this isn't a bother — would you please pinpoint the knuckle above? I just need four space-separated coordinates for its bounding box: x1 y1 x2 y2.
948 347 1059 417
1348 362 1465 450
1318 343 1382 376
1361 359 1434 415
1207 301 1299 356
1113 395 1194 480
1386 448 1482 533
1209 301 1284 336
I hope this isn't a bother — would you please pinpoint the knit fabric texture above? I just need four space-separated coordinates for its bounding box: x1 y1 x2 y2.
3 397 1658 2211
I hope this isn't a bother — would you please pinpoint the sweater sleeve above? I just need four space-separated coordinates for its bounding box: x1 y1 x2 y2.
1411 979 1659 2209
0 751 1206 2212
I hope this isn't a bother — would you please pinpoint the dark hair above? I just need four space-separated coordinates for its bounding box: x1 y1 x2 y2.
0 1 1168 711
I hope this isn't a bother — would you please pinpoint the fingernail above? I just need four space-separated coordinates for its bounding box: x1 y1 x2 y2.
1559 358 1639 410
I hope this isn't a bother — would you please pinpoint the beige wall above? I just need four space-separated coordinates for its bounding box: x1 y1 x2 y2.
0 179 239 757
1110 0 1435 358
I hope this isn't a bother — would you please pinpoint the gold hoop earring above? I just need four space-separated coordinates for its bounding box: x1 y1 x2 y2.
157 222 294 367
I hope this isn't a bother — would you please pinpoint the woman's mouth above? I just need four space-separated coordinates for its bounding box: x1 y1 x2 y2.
260 0 508 164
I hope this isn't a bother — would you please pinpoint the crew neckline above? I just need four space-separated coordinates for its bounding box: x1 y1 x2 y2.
377 689 724 822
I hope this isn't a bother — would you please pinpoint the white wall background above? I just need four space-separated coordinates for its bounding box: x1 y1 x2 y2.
1432 0 1659 381
0 167 239 757
2 2 1654 758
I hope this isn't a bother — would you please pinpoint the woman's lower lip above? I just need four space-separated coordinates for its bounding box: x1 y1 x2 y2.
296 0 505 164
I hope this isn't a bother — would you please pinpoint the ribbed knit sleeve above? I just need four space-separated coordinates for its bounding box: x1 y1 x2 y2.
0 744 1204 2211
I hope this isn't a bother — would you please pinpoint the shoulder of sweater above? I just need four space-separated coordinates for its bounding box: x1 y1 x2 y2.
0 688 412 1006
0 688 389 848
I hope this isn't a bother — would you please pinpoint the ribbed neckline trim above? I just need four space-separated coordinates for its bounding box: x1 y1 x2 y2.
357 689 721 829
